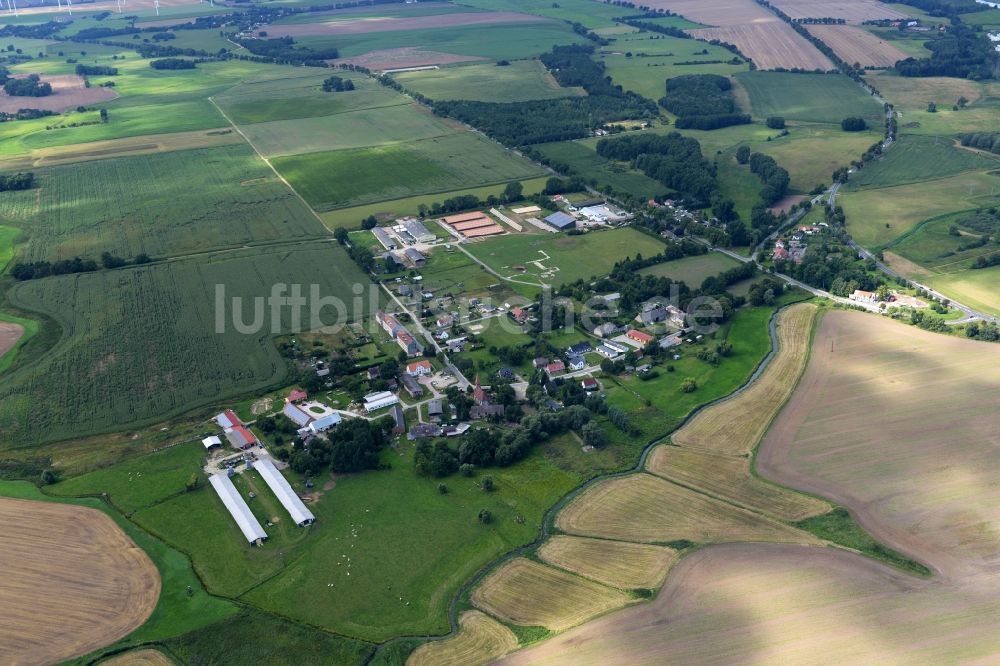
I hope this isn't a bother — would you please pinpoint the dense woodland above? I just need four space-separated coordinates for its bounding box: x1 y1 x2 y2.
0 71 51 97
747 152 790 206
236 36 340 64
596 132 717 203
895 25 998 79
658 74 751 130
431 45 657 145
960 133 1000 155
149 58 197 70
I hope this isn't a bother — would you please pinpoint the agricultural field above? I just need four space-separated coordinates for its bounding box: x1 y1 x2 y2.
533 140 671 201
471 557 631 631
692 23 835 71
865 72 1000 137
846 134 999 190
670 302 817 456
638 252 742 287
408 611 518 666
272 133 545 211
537 536 679 589
770 0 909 22
599 32 749 102
465 227 667 286
735 71 883 124
555 472 817 544
101 648 175 666
0 498 160 665
805 24 910 68
265 10 551 38
0 144 329 263
918 266 1000 318
0 244 373 446
391 60 585 103
839 169 1000 248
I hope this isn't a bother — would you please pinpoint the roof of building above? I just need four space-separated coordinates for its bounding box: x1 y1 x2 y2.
283 402 312 427
287 389 308 403
309 412 341 432
582 377 599 389
409 423 443 438
202 436 221 449
402 218 434 239
547 361 566 373
627 329 654 344
407 359 432 373
225 425 256 449
470 404 505 419
215 409 240 430
427 399 443 415
442 211 489 224
404 247 425 262
209 473 268 543
543 211 576 229
568 341 592 354
461 224 505 238
252 458 315 526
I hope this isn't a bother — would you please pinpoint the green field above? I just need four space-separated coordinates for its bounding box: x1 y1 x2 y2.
638 252 743 287
735 71 883 124
466 227 668 286
534 140 671 200
214 70 404 125
273 132 545 211
715 156 763 221
846 135 999 191
864 72 1000 137
319 176 550 230
455 0 625 29
0 144 328 263
601 33 748 102
301 22 587 62
919 265 1000 318
393 60 584 102
0 244 374 446
839 170 1000 248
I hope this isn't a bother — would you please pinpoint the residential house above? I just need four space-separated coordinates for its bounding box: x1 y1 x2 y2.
396 331 424 357
546 361 566 378
367 366 381 381
593 323 622 338
406 359 433 376
636 306 668 326
497 367 515 381
664 305 686 328
581 377 599 392
510 306 528 324
567 355 586 371
287 389 307 403
567 341 592 356
436 314 454 329
850 289 878 304
470 404 505 420
533 357 549 369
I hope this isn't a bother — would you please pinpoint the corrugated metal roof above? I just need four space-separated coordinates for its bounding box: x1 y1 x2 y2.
283 402 312 427
543 212 576 229
209 474 268 543
252 459 315 526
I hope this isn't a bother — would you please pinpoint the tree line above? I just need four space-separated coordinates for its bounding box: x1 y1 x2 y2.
11 251 152 281
895 25 998 79
596 132 718 204
960 133 1000 155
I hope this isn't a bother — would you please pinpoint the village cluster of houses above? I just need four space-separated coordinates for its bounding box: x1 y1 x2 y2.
376 310 424 357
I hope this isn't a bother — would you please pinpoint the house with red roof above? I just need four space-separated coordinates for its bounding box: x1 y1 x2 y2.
626 329 653 345
406 359 433 376
287 389 308 404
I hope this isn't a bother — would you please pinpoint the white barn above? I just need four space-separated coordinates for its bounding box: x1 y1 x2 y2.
308 412 341 434
252 458 315 526
364 390 399 412
209 473 267 544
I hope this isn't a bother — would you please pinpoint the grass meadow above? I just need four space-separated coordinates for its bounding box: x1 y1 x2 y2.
638 252 742 287
392 60 584 102
466 227 668 286
846 134 999 191
534 140 671 201
735 71 883 124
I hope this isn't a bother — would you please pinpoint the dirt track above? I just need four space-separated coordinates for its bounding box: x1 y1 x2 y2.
0 498 161 665
499 311 1000 664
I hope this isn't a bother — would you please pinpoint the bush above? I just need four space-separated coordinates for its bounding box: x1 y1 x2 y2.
766 116 785 129
840 117 867 132
478 508 493 524
681 378 697 393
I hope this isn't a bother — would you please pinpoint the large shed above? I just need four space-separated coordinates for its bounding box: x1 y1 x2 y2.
543 211 576 231
252 458 316 527
209 473 268 544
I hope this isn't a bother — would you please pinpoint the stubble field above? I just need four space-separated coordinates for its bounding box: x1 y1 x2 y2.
0 498 160 665
770 0 909 22
806 24 909 67
407 611 517 666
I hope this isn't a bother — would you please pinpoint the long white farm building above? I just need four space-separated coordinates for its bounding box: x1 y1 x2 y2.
209 473 267 544
252 458 315 526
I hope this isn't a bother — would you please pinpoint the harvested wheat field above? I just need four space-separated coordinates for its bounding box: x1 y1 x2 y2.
770 0 908 22
538 536 678 590
333 48 485 71
501 313 1000 664
0 75 117 114
758 310 1000 579
265 12 548 37
671 303 817 456
472 558 630 632
0 498 160 665
640 0 777 24
691 23 835 71
556 473 817 544
498 542 1000 665
806 25 909 67
101 649 174 666
407 611 517 666
646 446 829 521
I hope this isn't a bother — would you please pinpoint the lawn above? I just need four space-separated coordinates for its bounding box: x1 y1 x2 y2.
0 144 329 263
466 227 668 286
272 132 545 211
0 244 374 447
735 71 883 124
534 140 671 201
845 134 999 191
393 60 584 102
638 252 743 288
